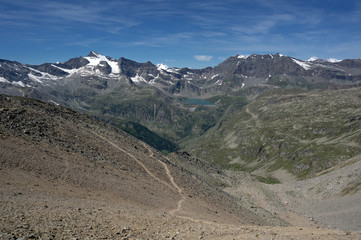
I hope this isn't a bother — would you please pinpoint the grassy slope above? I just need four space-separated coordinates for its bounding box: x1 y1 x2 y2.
186 87 361 180
85 85 225 144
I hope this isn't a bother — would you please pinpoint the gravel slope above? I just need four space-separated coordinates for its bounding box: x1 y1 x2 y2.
1 94 361 239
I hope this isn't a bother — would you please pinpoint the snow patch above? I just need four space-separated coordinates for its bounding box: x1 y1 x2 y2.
156 63 179 74
27 67 61 83
13 81 25 87
214 79 223 86
327 58 342 63
239 74 248 78
51 64 78 75
0 77 10 83
308 56 319 62
307 56 342 63
211 74 219 80
28 73 43 83
157 63 169 71
292 59 311 70
131 74 146 83
168 68 179 74
84 52 120 74
49 100 60 106
266 74 272 82
237 54 249 59
184 73 194 80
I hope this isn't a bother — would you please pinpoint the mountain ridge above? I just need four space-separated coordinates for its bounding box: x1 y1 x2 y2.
1 51 361 153
2 51 361 237
2 51 361 97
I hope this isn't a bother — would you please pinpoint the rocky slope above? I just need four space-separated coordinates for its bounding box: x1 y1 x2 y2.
1 95 360 239
187 87 361 180
0 94 279 239
1 52 361 238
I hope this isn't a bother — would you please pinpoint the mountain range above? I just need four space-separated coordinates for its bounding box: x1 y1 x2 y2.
1 51 361 99
2 51 361 146
1 52 361 237
2 51 361 167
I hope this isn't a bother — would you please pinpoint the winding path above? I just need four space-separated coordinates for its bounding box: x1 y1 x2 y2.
92 131 173 189
91 130 185 215
141 142 186 215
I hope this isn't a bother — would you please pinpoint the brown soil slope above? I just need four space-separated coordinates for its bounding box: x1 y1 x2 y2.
0 95 265 238
1 95 360 239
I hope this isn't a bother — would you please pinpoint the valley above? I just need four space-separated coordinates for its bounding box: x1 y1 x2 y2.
1 52 361 239
1 51 361 147
1 94 360 239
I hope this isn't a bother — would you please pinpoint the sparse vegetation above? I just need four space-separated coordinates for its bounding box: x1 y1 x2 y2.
187 87 361 179
255 175 281 184
341 181 361 196
85 86 224 143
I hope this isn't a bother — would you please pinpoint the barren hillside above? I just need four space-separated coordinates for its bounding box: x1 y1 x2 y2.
1 95 360 239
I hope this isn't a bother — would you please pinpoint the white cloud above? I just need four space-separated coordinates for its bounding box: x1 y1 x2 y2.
194 55 213 61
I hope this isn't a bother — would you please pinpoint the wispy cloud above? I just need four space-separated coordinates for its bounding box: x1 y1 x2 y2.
0 0 139 34
194 55 213 61
132 32 194 47
339 2 361 23
1 0 360 68
231 14 295 35
65 37 104 48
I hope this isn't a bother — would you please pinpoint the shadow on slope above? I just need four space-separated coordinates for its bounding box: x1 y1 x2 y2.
0 94 286 239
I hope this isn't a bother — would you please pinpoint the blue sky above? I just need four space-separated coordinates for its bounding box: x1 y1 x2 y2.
1 0 361 68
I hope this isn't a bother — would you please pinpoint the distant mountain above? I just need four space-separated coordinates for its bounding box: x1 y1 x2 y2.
1 51 361 99
307 56 342 63
2 52 361 236
1 51 361 149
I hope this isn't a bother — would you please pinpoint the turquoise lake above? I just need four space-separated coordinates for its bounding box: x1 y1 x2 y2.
181 99 216 106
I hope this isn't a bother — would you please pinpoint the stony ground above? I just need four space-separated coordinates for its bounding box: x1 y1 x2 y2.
1 171 359 240
1 95 361 239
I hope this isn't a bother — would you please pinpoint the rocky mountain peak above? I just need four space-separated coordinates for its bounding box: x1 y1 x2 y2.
87 51 100 58
1 52 361 100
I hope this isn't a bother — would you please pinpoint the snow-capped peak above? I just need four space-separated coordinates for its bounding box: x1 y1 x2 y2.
307 56 342 63
156 63 179 74
292 58 311 70
84 51 120 74
156 63 169 71
86 51 109 62
308 56 319 62
237 54 249 59
87 51 102 58
327 57 342 63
